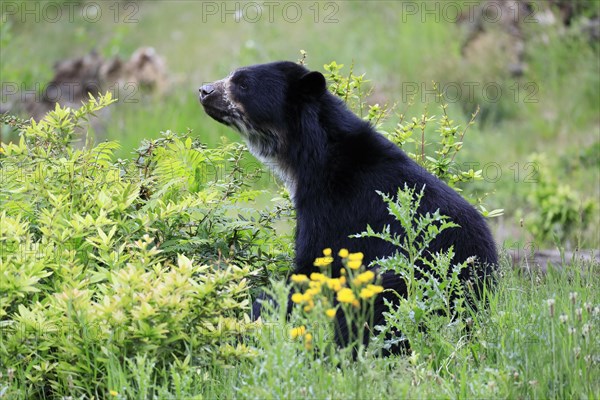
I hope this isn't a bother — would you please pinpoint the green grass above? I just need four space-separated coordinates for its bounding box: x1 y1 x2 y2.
6 258 594 399
185 259 595 399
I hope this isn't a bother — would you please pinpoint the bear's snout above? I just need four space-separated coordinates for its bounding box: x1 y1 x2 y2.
199 79 237 126
199 84 215 101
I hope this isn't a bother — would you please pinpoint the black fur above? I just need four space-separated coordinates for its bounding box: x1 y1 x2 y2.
199 61 498 353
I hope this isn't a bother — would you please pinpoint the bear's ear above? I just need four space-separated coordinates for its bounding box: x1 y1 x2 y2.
298 71 327 97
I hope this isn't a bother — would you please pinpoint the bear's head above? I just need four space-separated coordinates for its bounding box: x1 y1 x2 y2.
199 61 327 159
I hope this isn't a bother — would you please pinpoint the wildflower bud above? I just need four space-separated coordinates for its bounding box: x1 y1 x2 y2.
338 248 349 258
310 273 327 283
559 314 568 324
337 288 355 304
594 306 600 316
304 332 313 351
546 299 555 317
355 270 375 285
466 318 473 328
289 325 306 339
348 252 364 262
513 371 519 380
568 327 576 335
584 355 591 364
7 368 14 382
569 292 578 305
584 302 592 313
347 260 362 270
313 257 333 268
291 293 305 304
576 308 582 321
574 347 581 359
529 380 538 387
359 288 375 299
291 274 309 284
323 248 332 256
582 323 591 336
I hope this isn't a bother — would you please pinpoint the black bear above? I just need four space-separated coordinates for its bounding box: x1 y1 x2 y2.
199 61 498 352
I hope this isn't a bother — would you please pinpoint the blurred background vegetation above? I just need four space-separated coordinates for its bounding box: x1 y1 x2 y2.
1 0 599 249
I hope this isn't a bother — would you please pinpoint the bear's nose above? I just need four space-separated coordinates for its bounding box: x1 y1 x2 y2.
199 84 215 100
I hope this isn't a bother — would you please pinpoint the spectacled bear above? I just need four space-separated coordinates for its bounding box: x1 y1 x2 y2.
199 61 498 353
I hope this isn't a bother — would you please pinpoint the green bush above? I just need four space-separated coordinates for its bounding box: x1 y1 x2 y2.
0 94 292 397
524 153 595 247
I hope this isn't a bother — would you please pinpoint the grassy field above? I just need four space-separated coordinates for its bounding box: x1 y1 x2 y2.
2 1 598 248
100 260 600 399
1 1 599 398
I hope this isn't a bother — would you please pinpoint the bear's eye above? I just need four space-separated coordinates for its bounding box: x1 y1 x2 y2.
238 82 248 91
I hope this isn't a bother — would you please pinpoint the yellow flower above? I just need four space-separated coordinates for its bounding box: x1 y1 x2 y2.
109 390 119 397
323 248 332 256
338 248 349 258
291 274 309 284
352 299 360 308
325 308 337 319
326 278 343 292
291 293 306 304
310 272 327 282
348 252 364 262
303 300 315 313
354 270 375 285
308 280 322 290
290 325 306 339
337 288 356 304
304 332 313 350
313 256 333 268
305 287 320 297
367 284 384 294
347 260 362 270
359 288 375 299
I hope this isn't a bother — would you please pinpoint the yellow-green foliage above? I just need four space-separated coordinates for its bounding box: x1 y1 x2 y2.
525 153 595 246
0 95 291 397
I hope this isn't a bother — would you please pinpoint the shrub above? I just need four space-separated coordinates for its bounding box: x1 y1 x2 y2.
524 153 595 247
0 94 292 397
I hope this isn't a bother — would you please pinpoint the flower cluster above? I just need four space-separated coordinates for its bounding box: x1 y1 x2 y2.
289 325 313 350
290 248 384 319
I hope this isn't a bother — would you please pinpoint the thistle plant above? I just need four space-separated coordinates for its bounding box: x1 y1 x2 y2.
354 186 472 360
